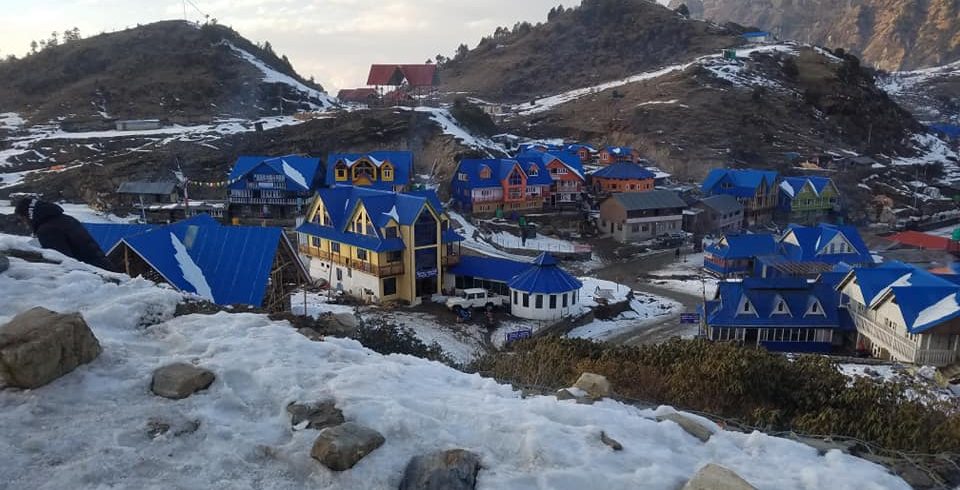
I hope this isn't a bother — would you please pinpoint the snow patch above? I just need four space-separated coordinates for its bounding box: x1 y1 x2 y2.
913 292 960 330
281 160 308 189
223 42 335 109
170 232 214 301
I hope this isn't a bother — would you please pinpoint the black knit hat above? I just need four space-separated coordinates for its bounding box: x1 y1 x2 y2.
14 197 35 218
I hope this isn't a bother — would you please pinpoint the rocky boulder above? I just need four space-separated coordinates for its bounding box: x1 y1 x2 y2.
150 363 215 399
0 253 9 274
573 373 611 399
600 431 623 451
287 400 345 430
682 463 756 490
311 422 385 471
399 449 481 490
0 307 102 388
657 413 714 443
555 387 593 404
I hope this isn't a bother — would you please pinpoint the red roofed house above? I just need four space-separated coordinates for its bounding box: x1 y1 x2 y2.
888 231 960 253
366 64 438 104
337 88 378 104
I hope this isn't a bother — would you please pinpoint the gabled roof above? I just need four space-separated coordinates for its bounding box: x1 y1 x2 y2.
325 151 413 188
780 176 833 199
298 186 460 252
843 262 960 333
454 158 552 189
743 31 771 38
118 215 299 307
702 168 779 197
565 143 597 154
366 64 437 87
698 195 743 214
229 155 322 192
705 278 841 327
516 150 585 180
887 231 957 251
116 181 178 195
779 224 872 264
706 233 778 259
83 223 156 254
602 146 633 155
591 162 655 181
507 253 582 294
337 88 378 102
608 190 686 211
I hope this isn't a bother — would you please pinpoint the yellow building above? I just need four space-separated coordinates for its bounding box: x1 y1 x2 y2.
296 186 462 304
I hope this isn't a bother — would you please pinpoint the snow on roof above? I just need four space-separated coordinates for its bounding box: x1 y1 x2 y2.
169 232 214 301
281 160 308 190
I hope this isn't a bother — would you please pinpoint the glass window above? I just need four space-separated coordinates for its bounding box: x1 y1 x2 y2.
385 226 398 238
331 242 341 254
311 236 321 247
549 295 557 309
336 268 342 281
535 295 544 309
522 293 529 307
357 249 368 261
387 251 402 263
562 293 568 307
383 277 397 296
513 291 518 305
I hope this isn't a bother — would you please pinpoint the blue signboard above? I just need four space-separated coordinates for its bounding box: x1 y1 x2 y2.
505 329 533 344
680 313 700 324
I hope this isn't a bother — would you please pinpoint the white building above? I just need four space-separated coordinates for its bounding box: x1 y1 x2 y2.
507 254 582 321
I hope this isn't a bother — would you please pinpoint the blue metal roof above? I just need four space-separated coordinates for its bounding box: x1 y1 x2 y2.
83 223 155 254
507 253 582 294
297 222 405 252
452 158 553 190
894 287 960 333
228 155 323 192
702 168 779 197
706 233 778 259
603 146 633 156
516 150 585 180
930 123 960 139
779 224 872 264
780 176 833 199
450 255 532 283
705 278 842 328
591 162 655 180
120 217 295 307
325 151 413 189
743 31 771 38
564 143 596 154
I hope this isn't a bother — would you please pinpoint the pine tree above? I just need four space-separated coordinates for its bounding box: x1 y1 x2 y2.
29 40 38 55
675 4 690 17
455 43 469 60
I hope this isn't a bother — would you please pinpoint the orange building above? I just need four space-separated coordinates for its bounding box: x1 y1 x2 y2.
590 162 655 194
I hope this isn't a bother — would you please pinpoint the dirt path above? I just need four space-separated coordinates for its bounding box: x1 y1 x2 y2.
589 250 705 345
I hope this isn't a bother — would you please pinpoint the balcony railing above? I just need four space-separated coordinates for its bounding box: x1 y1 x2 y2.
299 246 404 277
851 311 919 363
230 197 303 206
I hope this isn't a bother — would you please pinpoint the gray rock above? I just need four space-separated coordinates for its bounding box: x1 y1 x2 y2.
297 328 324 342
682 464 756 490
287 400 345 430
0 253 9 273
600 431 623 451
146 415 201 438
657 413 714 443
399 449 481 490
573 372 610 399
150 363 215 399
556 387 593 404
310 422 384 471
333 312 357 329
0 307 102 388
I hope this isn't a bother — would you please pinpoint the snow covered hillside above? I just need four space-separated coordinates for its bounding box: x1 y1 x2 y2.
0 234 910 489
223 42 337 110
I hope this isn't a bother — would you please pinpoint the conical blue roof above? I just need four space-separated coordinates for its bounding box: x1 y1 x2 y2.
508 253 582 294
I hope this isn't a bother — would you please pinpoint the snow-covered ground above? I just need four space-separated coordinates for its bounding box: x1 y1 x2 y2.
879 59 960 96
490 230 588 254
0 234 915 489
890 133 960 184
645 253 719 299
0 199 135 224
289 291 357 317
395 106 509 158
223 42 336 110
510 44 797 117
447 210 533 262
567 295 683 341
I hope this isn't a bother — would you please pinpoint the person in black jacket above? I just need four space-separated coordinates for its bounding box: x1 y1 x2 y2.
14 198 118 272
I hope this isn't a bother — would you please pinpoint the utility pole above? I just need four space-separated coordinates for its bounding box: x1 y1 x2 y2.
182 0 187 20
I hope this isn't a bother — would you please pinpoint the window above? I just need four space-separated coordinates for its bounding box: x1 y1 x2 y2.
479 165 492 179
562 293 568 307
513 291 518 305
458 172 468 182
549 295 557 309
522 293 529 307
742 301 751 313
632 224 640 232
535 295 544 309
528 165 539 176
387 251 402 263
336 268 343 281
383 277 397 296
335 163 348 181
357 249 368 261
641 224 649 232
331 242 341 254
382 164 394 181
311 237 321 247
385 226 398 238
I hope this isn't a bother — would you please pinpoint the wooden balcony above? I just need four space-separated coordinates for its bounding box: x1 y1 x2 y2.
299 246 404 277
851 311 920 364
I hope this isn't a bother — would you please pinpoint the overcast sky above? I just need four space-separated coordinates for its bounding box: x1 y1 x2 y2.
0 0 668 93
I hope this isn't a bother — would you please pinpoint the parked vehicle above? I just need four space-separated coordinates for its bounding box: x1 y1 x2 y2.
445 288 509 311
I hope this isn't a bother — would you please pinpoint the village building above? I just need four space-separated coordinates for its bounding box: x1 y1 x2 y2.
598 190 687 243
450 158 553 215
325 151 413 192
366 64 438 102
563 143 597 164
703 233 778 277
701 169 780 226
515 150 585 207
742 31 772 43
447 254 582 321
702 277 847 353
683 195 743 236
778 176 839 224
336 88 379 104
227 155 323 225
518 142 563 154
116 180 181 209
296 186 462 305
838 262 960 367
590 163 656 194
87 214 307 311
142 200 226 224
598 146 640 165
115 119 162 131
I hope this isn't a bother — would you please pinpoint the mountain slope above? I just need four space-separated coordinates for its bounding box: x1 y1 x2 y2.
0 20 334 126
671 0 960 71
881 61 960 124
438 0 744 102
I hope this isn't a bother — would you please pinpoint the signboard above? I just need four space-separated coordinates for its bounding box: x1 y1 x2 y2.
416 268 438 279
679 313 701 324
505 329 533 344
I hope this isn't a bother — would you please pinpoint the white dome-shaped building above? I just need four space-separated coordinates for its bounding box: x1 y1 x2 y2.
508 253 582 321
